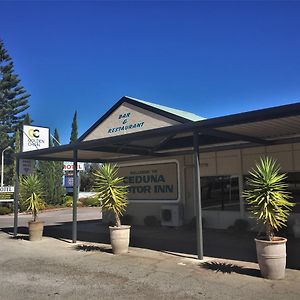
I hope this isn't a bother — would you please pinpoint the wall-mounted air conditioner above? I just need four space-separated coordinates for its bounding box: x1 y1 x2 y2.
161 204 183 227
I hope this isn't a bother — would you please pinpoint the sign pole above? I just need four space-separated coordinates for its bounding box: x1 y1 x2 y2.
72 149 78 243
14 158 20 237
193 132 204 260
1 146 11 187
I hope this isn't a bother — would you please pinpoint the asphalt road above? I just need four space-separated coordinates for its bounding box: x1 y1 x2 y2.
0 206 102 229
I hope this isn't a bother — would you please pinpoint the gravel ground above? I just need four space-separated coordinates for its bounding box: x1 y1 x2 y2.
0 231 300 300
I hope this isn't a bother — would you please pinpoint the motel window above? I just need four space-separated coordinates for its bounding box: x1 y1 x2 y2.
201 176 240 211
287 172 300 213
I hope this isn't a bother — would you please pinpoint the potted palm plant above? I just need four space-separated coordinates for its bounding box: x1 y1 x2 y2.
19 173 45 241
243 157 295 279
93 163 129 254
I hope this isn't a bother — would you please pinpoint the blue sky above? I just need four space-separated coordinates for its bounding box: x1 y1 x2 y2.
1 1 300 144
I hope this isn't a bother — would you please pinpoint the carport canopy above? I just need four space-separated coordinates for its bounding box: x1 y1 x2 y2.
14 96 300 259
16 97 300 163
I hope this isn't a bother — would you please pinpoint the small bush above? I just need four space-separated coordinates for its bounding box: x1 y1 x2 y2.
63 195 73 207
62 196 83 208
0 206 12 215
144 215 160 227
121 214 133 225
81 197 99 207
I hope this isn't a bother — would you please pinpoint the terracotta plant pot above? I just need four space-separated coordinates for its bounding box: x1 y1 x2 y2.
109 225 131 254
255 237 287 279
28 221 44 241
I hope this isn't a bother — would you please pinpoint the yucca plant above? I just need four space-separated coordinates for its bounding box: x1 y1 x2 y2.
93 163 128 227
19 173 45 222
243 157 295 241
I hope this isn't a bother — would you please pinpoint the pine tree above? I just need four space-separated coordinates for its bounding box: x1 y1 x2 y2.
23 113 33 125
53 128 61 147
70 110 78 143
0 39 30 184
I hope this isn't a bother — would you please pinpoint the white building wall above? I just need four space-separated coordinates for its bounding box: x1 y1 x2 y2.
117 143 300 230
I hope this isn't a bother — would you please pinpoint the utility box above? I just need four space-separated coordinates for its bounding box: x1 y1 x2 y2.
161 204 183 227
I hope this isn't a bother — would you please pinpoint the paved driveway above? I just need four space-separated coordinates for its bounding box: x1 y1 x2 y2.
0 231 300 300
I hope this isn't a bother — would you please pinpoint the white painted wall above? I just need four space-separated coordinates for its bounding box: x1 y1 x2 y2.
116 143 300 230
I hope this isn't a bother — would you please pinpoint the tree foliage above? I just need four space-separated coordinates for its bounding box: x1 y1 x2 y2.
53 128 60 147
243 157 295 241
0 39 29 133
38 128 65 205
70 110 78 144
0 40 30 184
0 39 30 184
80 163 100 191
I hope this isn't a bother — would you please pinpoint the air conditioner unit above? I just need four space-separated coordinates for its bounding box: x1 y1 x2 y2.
161 205 183 227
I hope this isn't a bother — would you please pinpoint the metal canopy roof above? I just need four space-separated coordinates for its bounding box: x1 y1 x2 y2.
16 101 300 163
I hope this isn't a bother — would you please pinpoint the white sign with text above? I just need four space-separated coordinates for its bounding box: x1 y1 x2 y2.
22 125 50 152
63 162 85 172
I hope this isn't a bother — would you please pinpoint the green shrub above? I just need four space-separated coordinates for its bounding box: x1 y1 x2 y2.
144 215 160 227
63 195 73 207
0 206 12 215
80 197 100 207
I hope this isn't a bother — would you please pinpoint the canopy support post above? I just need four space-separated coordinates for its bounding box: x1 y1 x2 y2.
193 132 204 260
72 149 78 243
13 158 19 237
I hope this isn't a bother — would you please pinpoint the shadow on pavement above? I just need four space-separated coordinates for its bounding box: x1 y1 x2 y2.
8 234 29 241
200 261 261 278
1 219 299 270
74 244 112 254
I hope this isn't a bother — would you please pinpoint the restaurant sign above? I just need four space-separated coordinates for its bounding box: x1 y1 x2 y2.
118 162 179 201
83 102 179 141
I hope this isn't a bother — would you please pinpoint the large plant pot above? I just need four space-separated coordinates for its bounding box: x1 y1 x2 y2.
28 221 44 241
109 225 130 254
255 237 287 279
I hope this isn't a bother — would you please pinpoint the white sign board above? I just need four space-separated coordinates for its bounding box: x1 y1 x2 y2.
118 161 179 201
0 186 14 202
22 125 50 152
63 162 85 172
0 186 14 193
19 159 35 175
